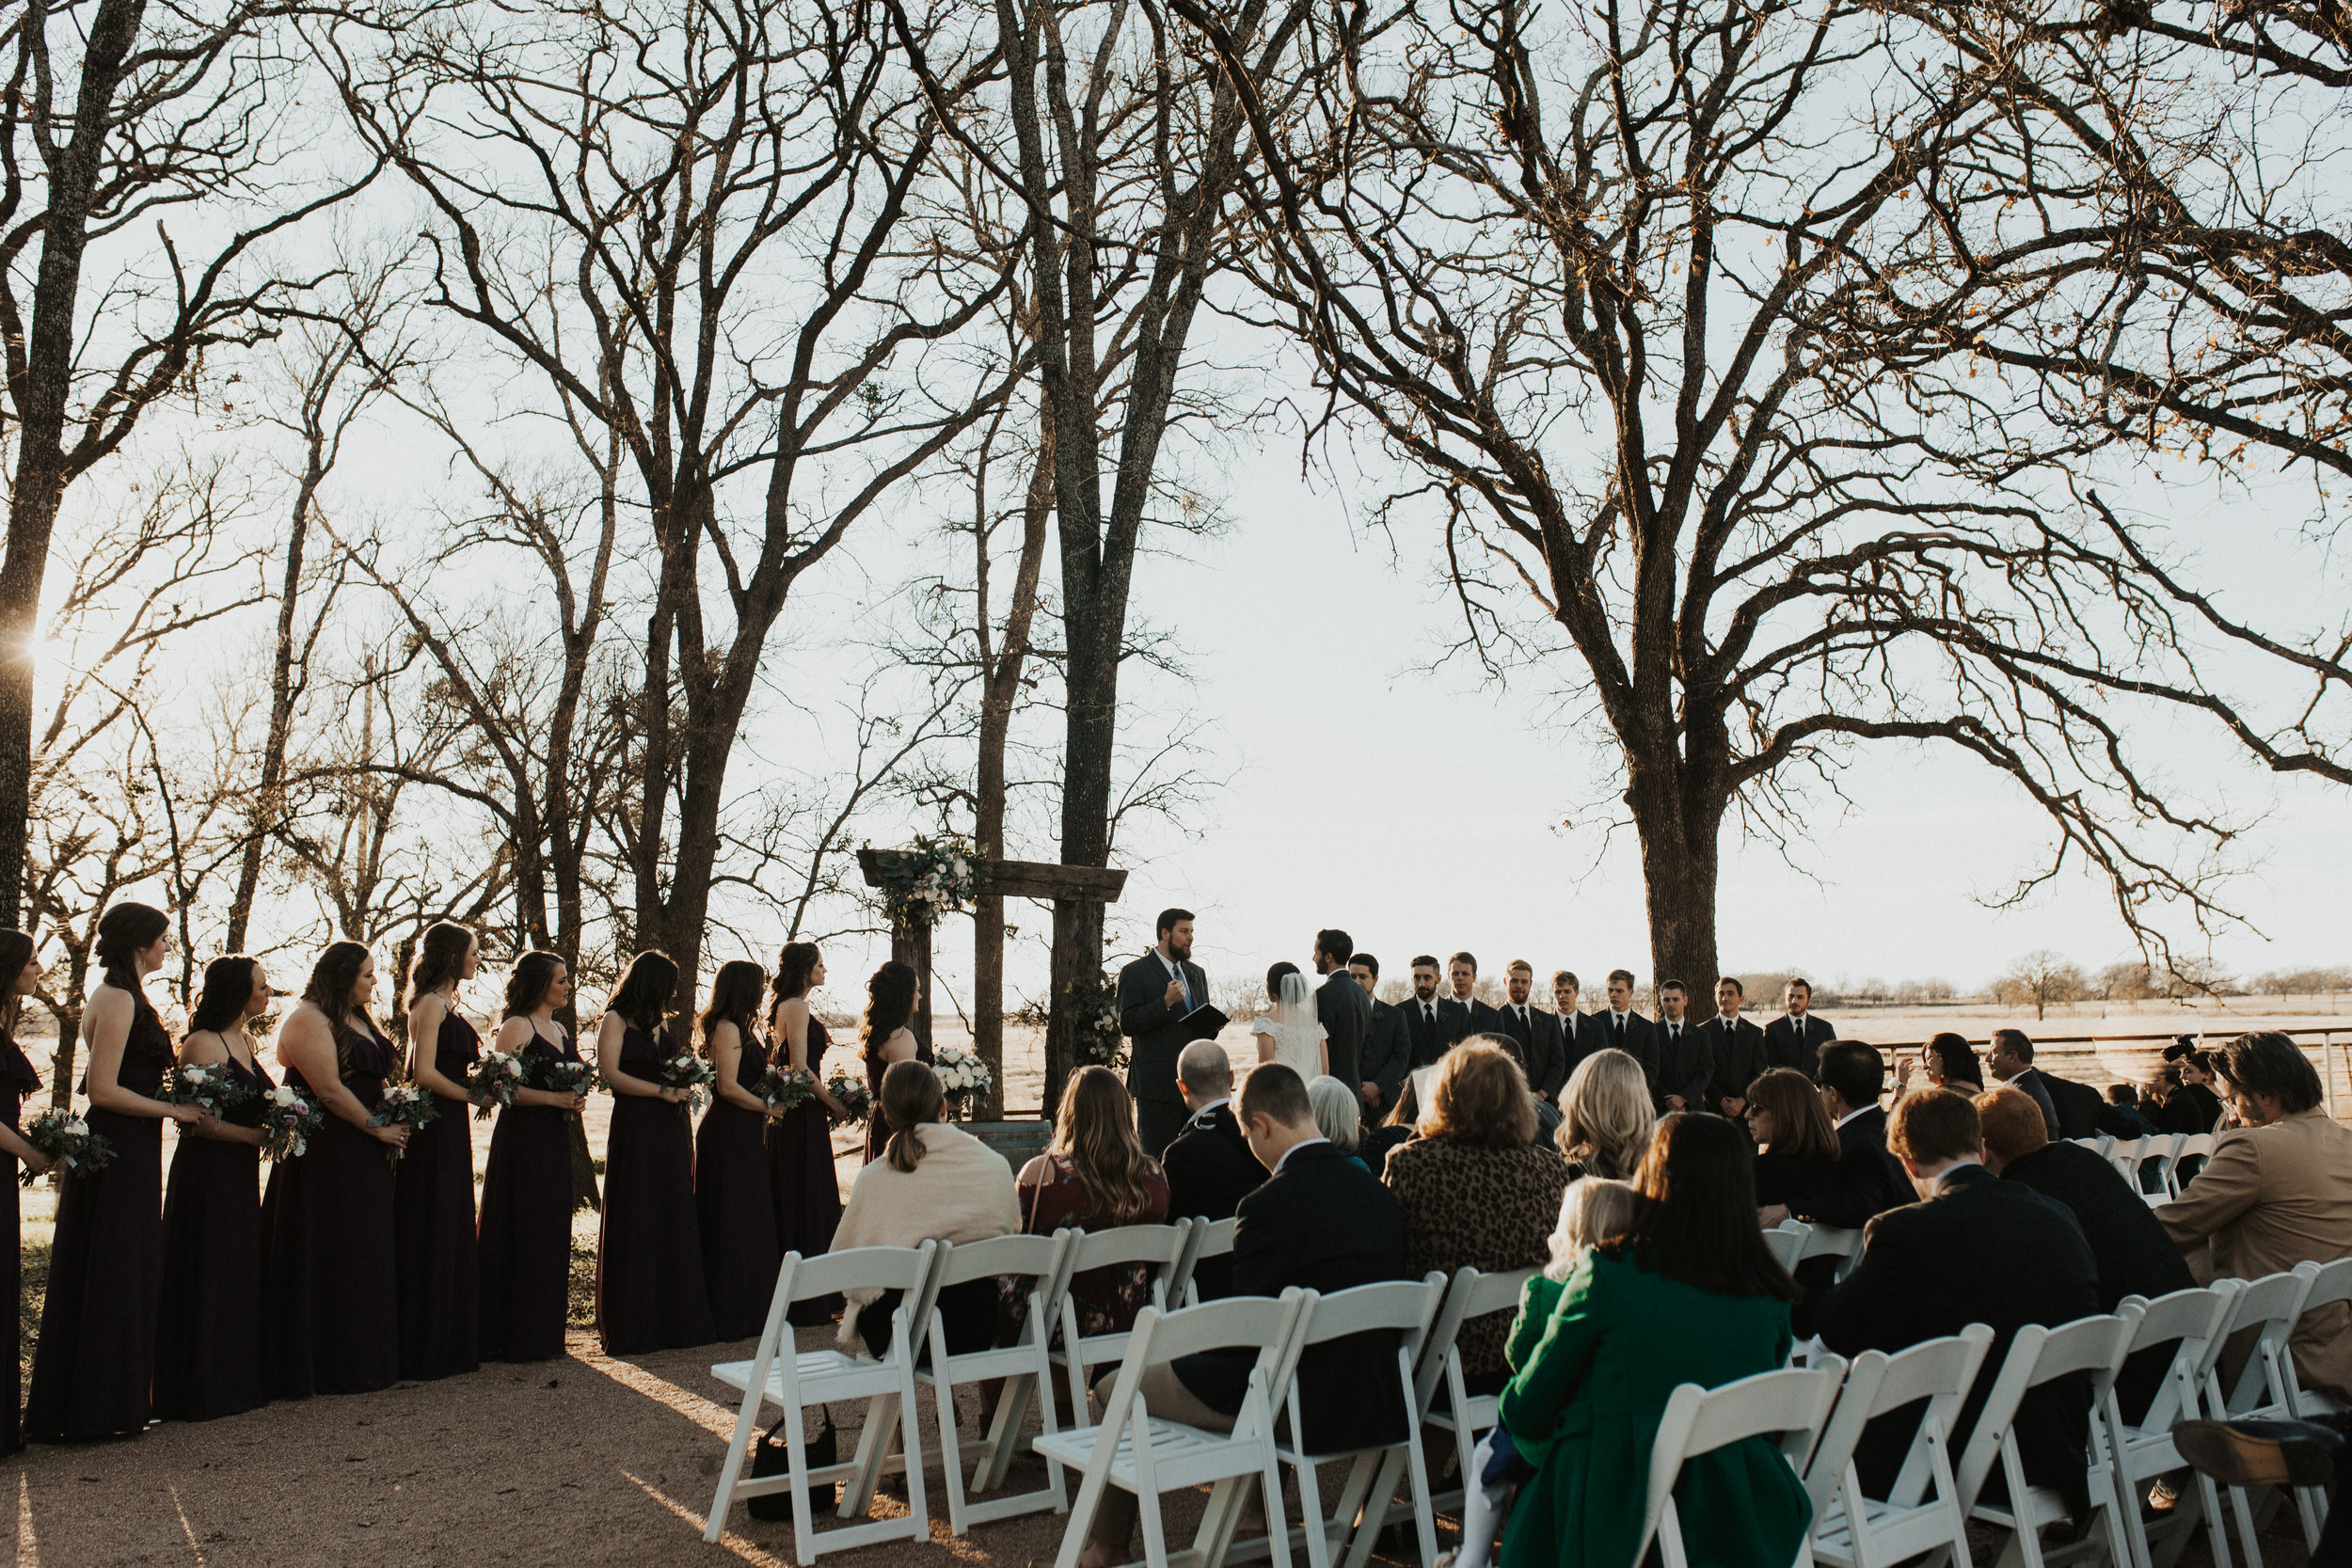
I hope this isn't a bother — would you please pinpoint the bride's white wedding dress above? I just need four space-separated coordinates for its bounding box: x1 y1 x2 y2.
1252 971 1327 1079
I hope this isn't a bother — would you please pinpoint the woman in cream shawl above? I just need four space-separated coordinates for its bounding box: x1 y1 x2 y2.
829 1058 1019 1352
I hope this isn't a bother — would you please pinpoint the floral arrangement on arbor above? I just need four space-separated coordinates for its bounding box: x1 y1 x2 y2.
933 1044 993 1120
867 833 979 932
1064 970 1127 1071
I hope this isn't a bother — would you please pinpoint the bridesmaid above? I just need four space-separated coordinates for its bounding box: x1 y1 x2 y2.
395 922 482 1380
26 902 202 1439
851 958 924 1165
772 946 850 1326
0 931 53 1453
260 941 408 1397
694 960 783 1340
594 951 714 1354
153 956 275 1421
478 952 587 1363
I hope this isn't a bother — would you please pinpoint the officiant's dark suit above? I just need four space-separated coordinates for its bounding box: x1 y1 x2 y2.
1765 1011 1836 1080
1316 966 1371 1094
1162 1101 1263 1300
1119 948 1211 1154
1360 996 1412 1113
1175 1141 1409 1452
1490 1001 1568 1101
1701 1014 1770 1110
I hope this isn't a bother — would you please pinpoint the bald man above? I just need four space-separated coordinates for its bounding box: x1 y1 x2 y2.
1159 1041 1262 1299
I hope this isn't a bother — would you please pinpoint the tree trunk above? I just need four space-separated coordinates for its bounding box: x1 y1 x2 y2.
227 480 317 953
1045 894 1104 1117
1625 753 1725 1002
0 0 152 928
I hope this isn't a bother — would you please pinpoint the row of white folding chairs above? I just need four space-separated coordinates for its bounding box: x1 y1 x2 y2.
2070 1132 2215 1200
1766 1219 1867 1279
702 1218 1239 1559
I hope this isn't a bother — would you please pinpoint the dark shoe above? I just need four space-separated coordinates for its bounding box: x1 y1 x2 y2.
2172 1418 2344 1490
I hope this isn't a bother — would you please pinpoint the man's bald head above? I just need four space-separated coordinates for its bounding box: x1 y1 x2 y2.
1177 1039 1233 1102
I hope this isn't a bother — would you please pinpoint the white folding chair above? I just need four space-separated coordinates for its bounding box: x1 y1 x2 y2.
1956 1307 2143 1568
2290 1256 2352 1418
1254 1277 1445 1568
2166 1134 2214 1197
1051 1222 1193 1416
2134 1134 2183 1196
1804 1325 1994 1568
2106 1140 2143 1182
1632 1363 1847 1568
1038 1291 1312 1568
2207 1269 2323 1560
2104 1283 2242 1568
705 1243 938 1559
1767 1221 1813 1271
1418 1265 1541 1513
1796 1222 1867 1283
1171 1215 1237 1307
914 1231 1075 1533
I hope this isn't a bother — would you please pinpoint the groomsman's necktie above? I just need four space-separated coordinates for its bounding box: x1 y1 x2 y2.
1422 1002 1437 1036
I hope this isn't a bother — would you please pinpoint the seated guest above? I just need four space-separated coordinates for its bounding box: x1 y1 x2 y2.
1360 1078 1419 1177
1017 1066 1170 1339
2159 1032 2352 1405
2103 1083 2157 1139
1976 1086 2195 1422
1896 1031 1985 1096
831 1059 1019 1357
1078 1064 1406 1568
2176 1052 2227 1132
1781 1042 1909 1231
1744 1067 1841 1216
1502 1114 1811 1568
2029 1054 2107 1142
1306 1073 1368 1164
1553 1048 1656 1182
1382 1043 1570 1396
1988 1028 2064 1140
1160 1041 1262 1299
1815 1089 2099 1513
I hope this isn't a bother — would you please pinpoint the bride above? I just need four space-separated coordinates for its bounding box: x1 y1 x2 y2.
1251 963 1327 1079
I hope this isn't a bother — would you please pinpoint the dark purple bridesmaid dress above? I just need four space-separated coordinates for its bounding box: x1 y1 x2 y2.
695 1032 780 1340
477 1029 580 1362
595 1024 714 1354
0 1030 40 1452
857 1026 931 1164
259 1022 401 1398
152 1050 273 1421
772 1017 845 1327
394 1010 481 1379
25 1001 172 1439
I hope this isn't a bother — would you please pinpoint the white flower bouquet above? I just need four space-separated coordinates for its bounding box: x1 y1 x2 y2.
466 1050 526 1120
21 1109 114 1186
932 1044 992 1120
754 1065 816 1113
657 1051 717 1114
158 1062 255 1119
365 1083 440 1164
258 1084 326 1162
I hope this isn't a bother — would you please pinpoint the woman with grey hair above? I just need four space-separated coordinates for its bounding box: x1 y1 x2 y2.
1305 1072 1365 1162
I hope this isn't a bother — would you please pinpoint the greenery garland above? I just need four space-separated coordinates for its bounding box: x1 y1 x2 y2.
868 832 979 931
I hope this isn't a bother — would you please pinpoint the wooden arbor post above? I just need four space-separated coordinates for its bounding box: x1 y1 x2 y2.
857 849 1126 1116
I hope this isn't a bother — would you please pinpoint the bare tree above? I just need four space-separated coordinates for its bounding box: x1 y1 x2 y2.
323 0 1021 1003
1184 0 2352 990
0 0 378 927
1994 950 2088 1020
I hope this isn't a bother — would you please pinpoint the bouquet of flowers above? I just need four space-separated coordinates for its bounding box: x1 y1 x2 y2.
21 1109 114 1186
933 1044 993 1120
257 1084 326 1162
365 1083 440 1164
467 1050 526 1120
158 1062 255 1120
531 1058 596 1101
656 1051 717 1114
755 1065 816 1113
823 1071 873 1125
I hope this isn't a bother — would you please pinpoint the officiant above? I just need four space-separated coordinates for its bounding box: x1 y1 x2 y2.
1119 908 1215 1153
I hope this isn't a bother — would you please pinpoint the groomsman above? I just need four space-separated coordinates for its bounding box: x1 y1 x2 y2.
1400 956 1454 1069
1700 976 1769 1117
1448 952 1503 1037
1492 960 1568 1103
1352 953 1411 1116
1764 976 1836 1081
1552 971 1608 1094
1117 908 1212 1153
1599 969 1661 1094
1651 980 1711 1114
1313 928 1371 1093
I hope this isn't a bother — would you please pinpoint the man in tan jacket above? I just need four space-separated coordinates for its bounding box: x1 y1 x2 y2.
2159 1031 2352 1402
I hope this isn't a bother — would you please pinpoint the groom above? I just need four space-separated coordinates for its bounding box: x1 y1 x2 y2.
1313 928 1370 1096
1118 908 1211 1154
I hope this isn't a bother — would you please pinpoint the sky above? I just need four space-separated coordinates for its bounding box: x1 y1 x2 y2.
913 441 2352 1008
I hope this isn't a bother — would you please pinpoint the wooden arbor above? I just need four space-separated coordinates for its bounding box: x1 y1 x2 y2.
857 849 1127 1114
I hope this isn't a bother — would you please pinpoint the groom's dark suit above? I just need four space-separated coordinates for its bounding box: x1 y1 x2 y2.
1359 995 1412 1112
1316 968 1371 1093
1118 948 1212 1154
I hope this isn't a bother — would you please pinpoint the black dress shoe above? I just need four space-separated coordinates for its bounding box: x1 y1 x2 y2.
2172 1418 2345 1490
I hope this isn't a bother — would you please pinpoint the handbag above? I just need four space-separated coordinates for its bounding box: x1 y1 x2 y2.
747 1406 835 1522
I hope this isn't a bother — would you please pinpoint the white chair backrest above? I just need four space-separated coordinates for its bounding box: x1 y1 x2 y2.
1795 1223 1864 1265
1067 1220 1191 1274
2227 1268 2314 1338
1414 1265 1538 1410
2179 1132 2215 1158
1765 1222 1810 1270
935 1230 1065 1289
2296 1256 2352 1313
1107 1291 1311 1441
2117 1283 2241 1432
2106 1139 2142 1173
781 1243 937 1304
1192 1215 1237 1257
1804 1326 1994 1517
1637 1365 1845 1565
1954 1308 2139 1509
1273 1276 1444 1388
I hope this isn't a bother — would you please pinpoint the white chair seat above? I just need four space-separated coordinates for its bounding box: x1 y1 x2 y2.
713 1348 895 1401
1037 1416 1255 1487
